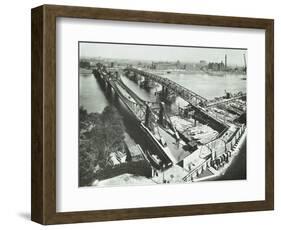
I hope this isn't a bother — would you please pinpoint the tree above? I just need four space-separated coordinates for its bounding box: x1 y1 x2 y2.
79 106 126 185
79 144 98 186
90 106 125 167
79 106 88 121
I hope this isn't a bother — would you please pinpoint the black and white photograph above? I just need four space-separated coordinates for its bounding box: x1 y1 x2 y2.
79 42 247 187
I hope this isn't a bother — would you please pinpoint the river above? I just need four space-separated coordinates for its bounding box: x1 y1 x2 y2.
80 70 247 180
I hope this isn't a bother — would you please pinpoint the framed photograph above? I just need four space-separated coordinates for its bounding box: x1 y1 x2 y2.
31 4 274 225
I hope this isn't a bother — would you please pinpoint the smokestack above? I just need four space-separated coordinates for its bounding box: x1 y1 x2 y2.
225 54 227 69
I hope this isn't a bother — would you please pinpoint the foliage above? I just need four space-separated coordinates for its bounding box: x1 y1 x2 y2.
79 106 125 186
79 144 98 186
79 61 90 69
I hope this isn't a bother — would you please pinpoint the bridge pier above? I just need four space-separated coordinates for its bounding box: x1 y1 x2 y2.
93 69 107 88
126 71 140 83
178 105 193 118
156 86 176 104
106 81 112 94
140 78 154 89
158 102 165 126
145 104 154 133
132 73 140 83
162 86 168 97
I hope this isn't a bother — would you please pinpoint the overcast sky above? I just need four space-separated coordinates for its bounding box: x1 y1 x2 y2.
80 42 247 66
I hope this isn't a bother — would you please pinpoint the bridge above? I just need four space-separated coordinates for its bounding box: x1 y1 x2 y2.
95 65 147 122
124 67 208 107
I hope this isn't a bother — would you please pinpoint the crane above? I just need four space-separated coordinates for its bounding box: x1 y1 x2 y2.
243 53 247 73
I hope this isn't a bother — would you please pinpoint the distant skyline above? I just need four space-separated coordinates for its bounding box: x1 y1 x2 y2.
80 42 247 66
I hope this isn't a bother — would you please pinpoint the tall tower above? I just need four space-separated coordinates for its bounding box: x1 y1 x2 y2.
225 54 227 69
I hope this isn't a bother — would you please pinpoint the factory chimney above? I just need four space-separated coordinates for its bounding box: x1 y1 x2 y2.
225 54 227 70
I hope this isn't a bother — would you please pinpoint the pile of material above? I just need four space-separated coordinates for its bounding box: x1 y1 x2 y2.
188 125 218 144
170 116 194 133
170 116 218 144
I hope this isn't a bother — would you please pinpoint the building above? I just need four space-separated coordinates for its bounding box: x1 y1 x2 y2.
108 151 127 166
151 61 184 70
199 60 207 66
127 144 145 162
208 61 225 71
